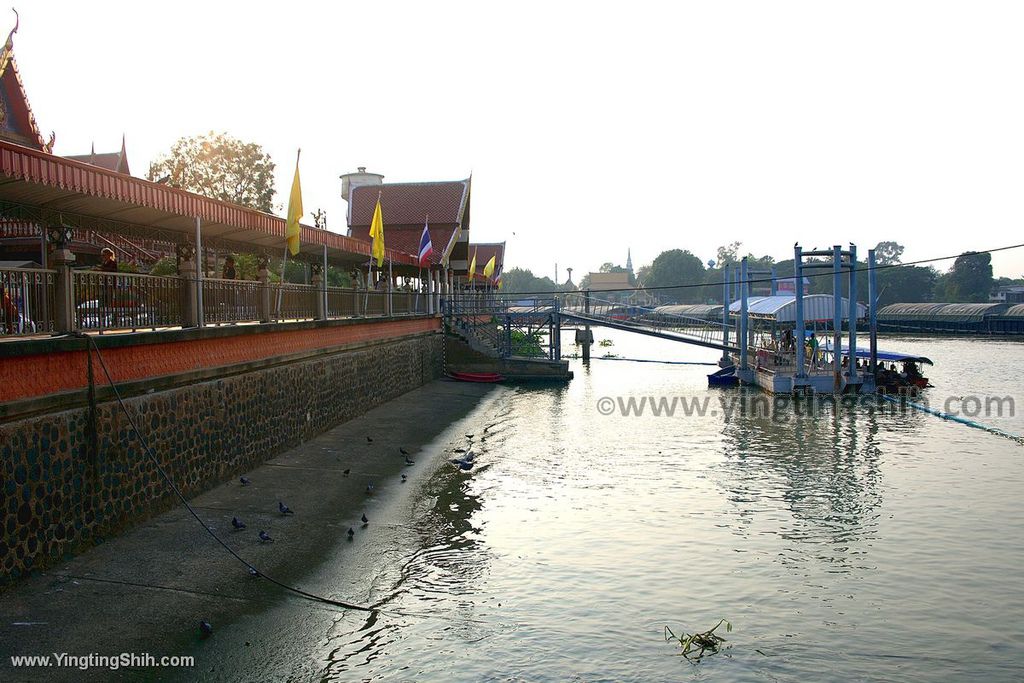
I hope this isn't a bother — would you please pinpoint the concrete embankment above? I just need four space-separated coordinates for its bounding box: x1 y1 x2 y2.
0 379 497 683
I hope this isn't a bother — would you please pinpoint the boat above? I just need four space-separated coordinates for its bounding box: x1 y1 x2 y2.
448 371 504 383
708 365 739 387
836 347 934 391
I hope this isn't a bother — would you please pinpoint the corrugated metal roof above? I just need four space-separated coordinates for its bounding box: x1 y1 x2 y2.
879 302 1007 322
728 294 866 322
1003 304 1024 318
654 304 723 318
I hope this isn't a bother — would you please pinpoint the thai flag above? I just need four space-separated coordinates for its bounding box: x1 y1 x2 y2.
418 220 433 266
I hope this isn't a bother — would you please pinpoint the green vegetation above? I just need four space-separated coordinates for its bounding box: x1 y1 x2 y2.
509 329 544 357
665 619 732 661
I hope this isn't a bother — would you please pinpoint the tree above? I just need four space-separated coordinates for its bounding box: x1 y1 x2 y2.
873 241 904 266
501 267 559 295
716 241 742 265
644 249 706 304
874 265 937 306
148 132 276 212
946 251 993 302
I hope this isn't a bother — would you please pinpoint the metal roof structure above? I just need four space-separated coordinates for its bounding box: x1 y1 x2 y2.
878 302 1008 322
653 304 723 318
728 294 867 322
1005 304 1024 317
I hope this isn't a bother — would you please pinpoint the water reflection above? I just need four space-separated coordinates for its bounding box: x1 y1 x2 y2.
718 390 884 570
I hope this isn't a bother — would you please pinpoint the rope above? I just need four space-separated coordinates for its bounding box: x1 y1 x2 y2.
878 393 1023 444
70 331 376 612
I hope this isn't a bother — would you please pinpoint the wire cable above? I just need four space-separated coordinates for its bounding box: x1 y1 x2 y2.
492 240 1024 298
72 331 376 612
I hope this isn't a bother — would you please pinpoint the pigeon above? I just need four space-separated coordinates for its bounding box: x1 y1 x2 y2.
278 501 294 515
404 457 415 466
361 513 369 525
347 527 355 539
366 483 375 494
366 436 373 443
199 620 213 637
457 460 474 471
463 451 475 463
248 567 260 578
400 447 410 456
258 530 273 543
401 474 407 482
231 517 246 530
343 468 351 477
240 476 251 486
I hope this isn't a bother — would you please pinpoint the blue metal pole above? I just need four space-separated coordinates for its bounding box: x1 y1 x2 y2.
794 246 805 377
868 248 878 379
848 244 858 383
740 257 749 373
722 265 731 365
833 245 842 386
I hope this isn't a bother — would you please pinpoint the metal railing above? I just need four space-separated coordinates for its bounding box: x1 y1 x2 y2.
1 267 55 336
271 283 318 322
2 266 438 337
203 278 263 325
74 271 182 332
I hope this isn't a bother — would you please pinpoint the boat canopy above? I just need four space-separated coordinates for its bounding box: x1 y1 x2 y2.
828 345 934 365
728 294 867 323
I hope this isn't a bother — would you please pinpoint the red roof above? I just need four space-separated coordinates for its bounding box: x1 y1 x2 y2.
469 242 505 278
66 139 130 175
0 45 50 152
0 139 420 267
348 179 470 266
349 180 469 229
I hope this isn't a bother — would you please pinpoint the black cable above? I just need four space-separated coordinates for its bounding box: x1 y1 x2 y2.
492 240 1024 298
72 332 375 613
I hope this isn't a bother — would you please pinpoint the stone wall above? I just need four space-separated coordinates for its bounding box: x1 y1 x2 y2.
0 331 442 585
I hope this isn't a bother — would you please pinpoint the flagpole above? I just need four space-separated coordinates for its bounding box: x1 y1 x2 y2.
278 148 301 320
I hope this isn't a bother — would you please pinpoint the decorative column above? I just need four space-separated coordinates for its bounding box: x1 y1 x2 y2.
176 242 199 328
258 256 271 323
47 224 76 333
311 262 326 320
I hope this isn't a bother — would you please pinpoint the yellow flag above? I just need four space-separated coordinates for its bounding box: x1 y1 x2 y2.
285 153 303 256
469 248 477 280
369 196 385 268
483 255 496 279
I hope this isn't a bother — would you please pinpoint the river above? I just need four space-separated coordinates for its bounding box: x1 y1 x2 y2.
183 332 1024 682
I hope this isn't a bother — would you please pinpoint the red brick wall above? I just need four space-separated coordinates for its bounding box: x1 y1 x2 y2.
0 318 440 404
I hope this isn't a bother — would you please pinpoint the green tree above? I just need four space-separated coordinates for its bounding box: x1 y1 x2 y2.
147 132 276 212
644 249 706 304
501 267 558 295
946 251 993 302
873 241 904 266
874 265 937 306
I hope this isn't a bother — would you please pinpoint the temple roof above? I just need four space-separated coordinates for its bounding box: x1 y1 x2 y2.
0 19 51 153
66 138 131 175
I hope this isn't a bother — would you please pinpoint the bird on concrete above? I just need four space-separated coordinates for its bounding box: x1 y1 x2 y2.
451 456 474 471
361 513 369 526
366 482 375 494
199 620 213 637
258 530 273 543
278 501 294 515
240 476 251 486
347 527 355 539
401 474 407 482
366 436 373 444
400 447 410 456
404 457 415 466
231 517 246 530
343 468 351 477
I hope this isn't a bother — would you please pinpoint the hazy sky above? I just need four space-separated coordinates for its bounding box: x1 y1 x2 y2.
15 1 1024 279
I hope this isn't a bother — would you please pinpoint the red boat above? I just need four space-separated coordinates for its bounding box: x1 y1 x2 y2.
448 371 504 383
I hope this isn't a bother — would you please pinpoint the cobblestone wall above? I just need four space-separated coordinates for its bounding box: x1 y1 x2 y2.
0 332 441 585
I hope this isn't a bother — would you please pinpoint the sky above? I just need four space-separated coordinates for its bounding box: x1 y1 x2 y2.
14 1 1024 279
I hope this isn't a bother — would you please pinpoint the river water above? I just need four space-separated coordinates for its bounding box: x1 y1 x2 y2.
193 332 1024 682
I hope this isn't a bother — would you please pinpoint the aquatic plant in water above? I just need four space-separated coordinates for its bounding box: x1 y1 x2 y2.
664 619 732 661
